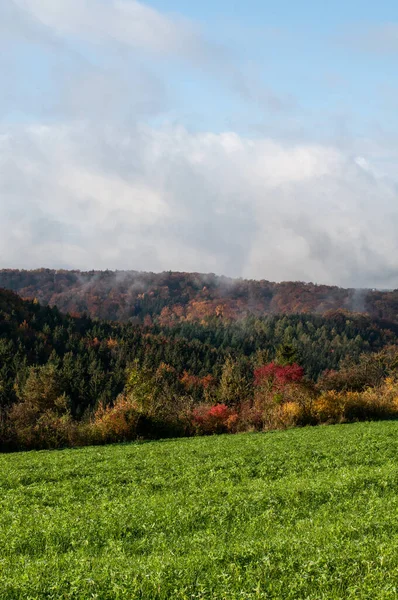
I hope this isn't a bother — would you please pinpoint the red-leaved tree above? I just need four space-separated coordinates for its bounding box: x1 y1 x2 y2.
254 362 304 390
191 403 238 435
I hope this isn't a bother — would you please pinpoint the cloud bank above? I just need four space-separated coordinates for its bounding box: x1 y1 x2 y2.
2 122 398 288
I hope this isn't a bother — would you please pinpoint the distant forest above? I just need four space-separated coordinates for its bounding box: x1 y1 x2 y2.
1 268 398 324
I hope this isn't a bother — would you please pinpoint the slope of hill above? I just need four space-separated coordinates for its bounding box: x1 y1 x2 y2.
1 285 397 411
2 268 398 324
3 286 398 450
2 422 398 599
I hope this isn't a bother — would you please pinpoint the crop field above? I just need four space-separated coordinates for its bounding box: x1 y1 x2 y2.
2 423 398 599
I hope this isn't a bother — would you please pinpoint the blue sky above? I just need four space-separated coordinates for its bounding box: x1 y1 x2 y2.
153 0 398 135
5 0 398 135
1 0 398 287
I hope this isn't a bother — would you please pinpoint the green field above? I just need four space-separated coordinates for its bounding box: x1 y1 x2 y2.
2 423 398 599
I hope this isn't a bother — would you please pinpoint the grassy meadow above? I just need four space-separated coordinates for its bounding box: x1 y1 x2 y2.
2 422 398 599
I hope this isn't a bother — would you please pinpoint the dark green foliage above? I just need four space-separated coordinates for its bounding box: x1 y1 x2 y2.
1 289 398 417
275 342 298 365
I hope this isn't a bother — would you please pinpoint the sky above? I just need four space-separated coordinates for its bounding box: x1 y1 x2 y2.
1 0 398 287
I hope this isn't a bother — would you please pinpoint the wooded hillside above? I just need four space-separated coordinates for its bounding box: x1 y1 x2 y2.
2 286 398 450
1 268 398 324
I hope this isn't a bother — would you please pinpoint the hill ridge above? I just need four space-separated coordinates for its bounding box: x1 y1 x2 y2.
1 268 398 324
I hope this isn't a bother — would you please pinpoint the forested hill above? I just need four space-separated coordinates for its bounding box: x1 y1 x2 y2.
1 268 398 324
3 286 398 450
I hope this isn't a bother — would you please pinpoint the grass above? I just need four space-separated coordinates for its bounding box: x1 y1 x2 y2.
2 423 398 599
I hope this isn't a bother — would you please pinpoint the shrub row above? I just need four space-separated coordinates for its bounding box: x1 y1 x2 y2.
2 373 398 451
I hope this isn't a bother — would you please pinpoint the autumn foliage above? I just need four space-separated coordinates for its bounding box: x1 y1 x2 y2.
254 362 304 388
191 404 239 435
4 267 398 325
3 283 398 451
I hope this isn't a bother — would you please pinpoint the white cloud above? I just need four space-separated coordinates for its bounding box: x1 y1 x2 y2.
1 121 398 288
0 1 172 124
5 0 293 117
13 0 207 57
